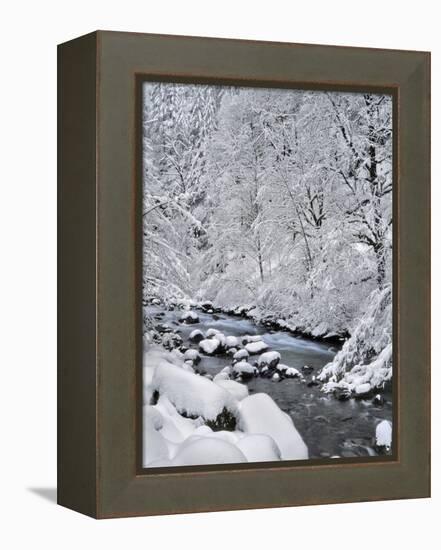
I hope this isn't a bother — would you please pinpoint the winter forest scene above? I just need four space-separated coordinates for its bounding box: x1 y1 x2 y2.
141 81 394 468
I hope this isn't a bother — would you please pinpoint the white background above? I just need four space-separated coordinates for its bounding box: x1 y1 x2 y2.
0 1 438 548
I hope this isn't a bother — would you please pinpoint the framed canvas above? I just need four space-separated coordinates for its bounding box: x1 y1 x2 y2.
58 31 430 518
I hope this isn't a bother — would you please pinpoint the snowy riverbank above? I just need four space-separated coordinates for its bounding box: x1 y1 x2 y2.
148 288 393 399
143 305 393 466
143 344 308 467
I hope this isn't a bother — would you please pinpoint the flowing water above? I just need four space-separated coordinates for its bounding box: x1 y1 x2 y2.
147 306 393 459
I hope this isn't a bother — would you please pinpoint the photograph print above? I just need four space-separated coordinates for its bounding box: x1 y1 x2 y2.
141 81 394 469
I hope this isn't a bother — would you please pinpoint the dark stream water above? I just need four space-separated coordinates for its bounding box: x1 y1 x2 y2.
147 306 393 459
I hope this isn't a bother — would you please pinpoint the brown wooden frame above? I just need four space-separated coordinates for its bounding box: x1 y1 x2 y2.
58 30 430 518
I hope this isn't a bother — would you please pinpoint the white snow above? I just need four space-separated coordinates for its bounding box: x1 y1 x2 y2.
171 437 247 466
319 286 392 395
143 415 170 465
224 335 240 348
206 328 222 338
183 349 200 362
182 361 195 372
375 420 392 448
238 393 308 460
355 382 372 396
236 434 281 462
213 371 230 382
311 322 328 338
199 338 221 355
277 364 301 378
198 428 240 446
245 340 269 354
242 334 263 344
215 379 249 401
144 405 164 430
189 329 204 341
232 361 257 377
257 351 281 368
233 349 249 361
143 343 313 468
151 363 236 420
180 310 199 323
155 394 199 443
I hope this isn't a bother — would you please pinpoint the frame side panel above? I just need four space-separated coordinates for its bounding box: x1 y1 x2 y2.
57 32 98 518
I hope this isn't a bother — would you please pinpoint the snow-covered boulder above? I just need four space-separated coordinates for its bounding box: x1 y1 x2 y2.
236 434 281 462
205 329 226 347
144 405 164 430
143 414 170 466
179 310 200 324
238 393 308 460
206 328 222 338
375 420 392 449
154 394 197 444
213 371 230 382
203 429 240 446
151 363 236 421
199 338 221 355
226 347 238 357
260 366 269 377
355 382 372 397
171 437 247 466
155 322 172 333
233 349 249 362
225 335 240 349
188 329 204 343
182 361 195 373
161 332 183 350
372 394 385 406
277 364 301 378
245 340 269 355
242 334 263 345
257 351 281 369
272 372 280 381
215 379 249 401
232 361 257 380
183 348 201 364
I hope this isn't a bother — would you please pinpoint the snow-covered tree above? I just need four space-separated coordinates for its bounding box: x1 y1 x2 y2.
142 83 393 390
